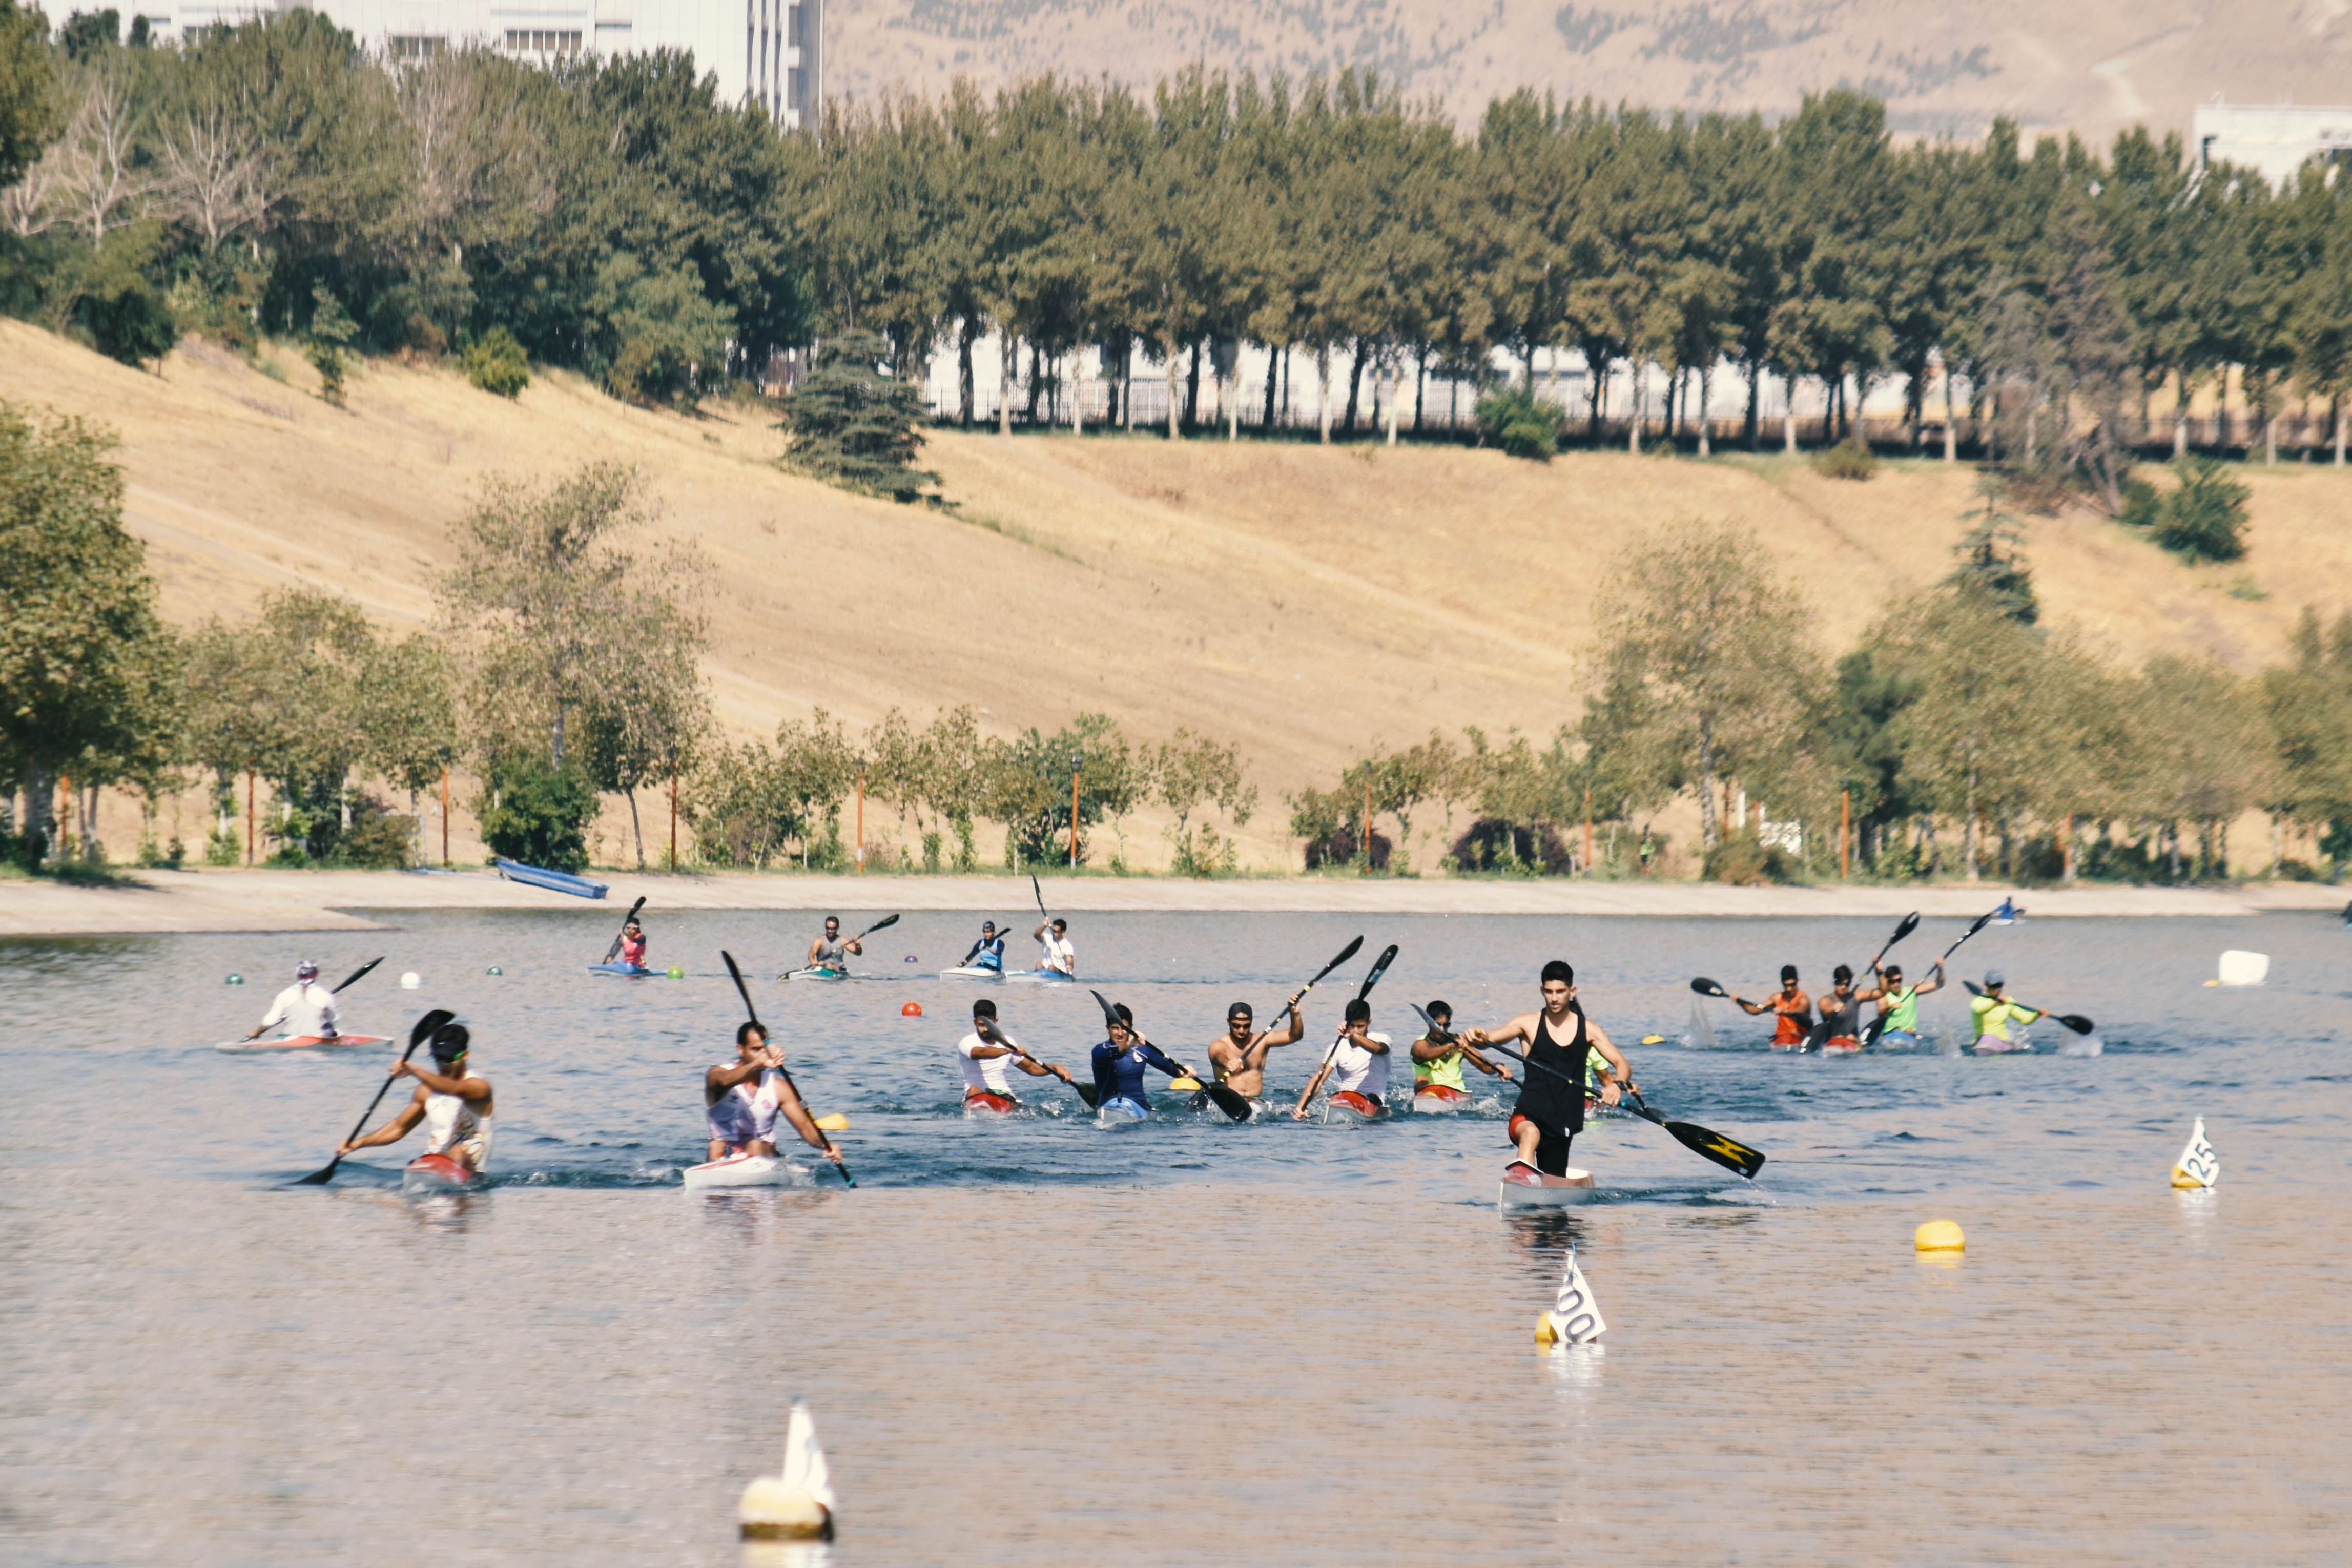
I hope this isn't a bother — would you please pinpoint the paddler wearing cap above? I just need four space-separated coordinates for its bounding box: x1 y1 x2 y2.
1205 991 1305 1116
1461 961 1632 1177
957 999 1075 1113
1858 958 1943 1049
705 1021 842 1167
1728 965 1812 1050
1968 971 2047 1055
256 959 341 1042
1293 997 1392 1120
1411 1000 1513 1108
1090 1004 1198 1117
339 1023 495 1173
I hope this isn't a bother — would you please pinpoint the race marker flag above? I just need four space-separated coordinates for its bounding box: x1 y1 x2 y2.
1541 1245 1607 1346
2171 1117 2219 1190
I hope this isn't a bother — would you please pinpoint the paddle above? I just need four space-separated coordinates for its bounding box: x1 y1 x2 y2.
1959 978 2094 1035
242 956 385 1041
1257 935 1365 1020
297 1007 454 1184
1085 987 1249 1120
601 895 648 964
959 922 1012 967
1625 1088 1768 1180
1689 977 1730 999
723 950 855 1186
974 1014 1087 1107
1813 911 1916 1048
1298 943 1400 1116
1406 1001 1514 1083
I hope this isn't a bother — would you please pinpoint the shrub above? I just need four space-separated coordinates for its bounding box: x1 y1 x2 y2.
1450 817 1573 874
1302 824 1391 870
1703 831 1798 885
477 762 598 871
463 326 531 399
2154 457 2250 563
1812 439 1878 480
304 284 357 405
1473 386 1558 462
339 794 419 869
2117 473 2160 529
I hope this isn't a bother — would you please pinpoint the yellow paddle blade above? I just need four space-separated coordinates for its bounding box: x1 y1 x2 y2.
1168 1077 1202 1091
1640 1035 1666 1045
814 1113 850 1131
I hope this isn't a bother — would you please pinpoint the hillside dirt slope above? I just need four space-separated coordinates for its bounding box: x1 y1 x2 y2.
7 321 2348 868
827 0 2352 146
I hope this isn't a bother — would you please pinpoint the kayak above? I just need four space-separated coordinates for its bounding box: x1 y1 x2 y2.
589 961 654 977
1820 1036 1863 1055
1877 1029 1924 1050
402 1153 479 1193
491 856 607 899
1497 1163 1596 1208
1097 1098 1149 1130
782 966 848 982
963 1089 1021 1118
216 1033 391 1054
1322 1090 1389 1124
940 964 1005 981
1412 1083 1471 1115
1004 968 1075 984
683 1152 804 1188
1972 1037 2033 1055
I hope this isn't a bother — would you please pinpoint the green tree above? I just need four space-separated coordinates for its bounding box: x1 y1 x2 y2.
1945 477 2037 624
780 327 939 500
0 0 64 188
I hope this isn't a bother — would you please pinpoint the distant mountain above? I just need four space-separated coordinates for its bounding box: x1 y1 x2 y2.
827 0 2352 143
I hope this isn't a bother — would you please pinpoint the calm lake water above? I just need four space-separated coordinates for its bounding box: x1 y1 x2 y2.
5 907 2348 1566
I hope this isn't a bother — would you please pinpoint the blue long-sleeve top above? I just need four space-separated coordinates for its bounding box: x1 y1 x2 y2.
1091 1037 1186 1108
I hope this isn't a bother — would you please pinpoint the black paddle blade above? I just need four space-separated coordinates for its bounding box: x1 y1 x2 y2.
1203 1082 1252 1122
1408 1001 1456 1044
721 950 762 1028
1087 987 1124 1030
333 956 385 993
1665 1118 1767 1179
1074 1081 1102 1109
1030 873 1046 914
1311 935 1366 985
1359 944 1399 996
1961 979 1985 996
860 913 901 936
2055 1013 2095 1035
1891 911 1920 945
1860 1014 1887 1048
1690 977 1729 998
408 1008 457 1050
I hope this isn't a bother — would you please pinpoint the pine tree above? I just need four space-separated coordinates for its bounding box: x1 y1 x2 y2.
780 329 940 501
1945 477 2038 624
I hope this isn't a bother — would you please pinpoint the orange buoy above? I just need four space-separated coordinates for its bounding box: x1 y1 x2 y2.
901 1001 923 1017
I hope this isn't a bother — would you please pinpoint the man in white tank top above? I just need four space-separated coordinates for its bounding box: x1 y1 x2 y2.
705 1022 843 1168
340 1023 496 1172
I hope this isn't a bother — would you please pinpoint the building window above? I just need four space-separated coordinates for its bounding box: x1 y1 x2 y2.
789 67 803 109
787 3 801 47
389 34 446 60
505 29 582 55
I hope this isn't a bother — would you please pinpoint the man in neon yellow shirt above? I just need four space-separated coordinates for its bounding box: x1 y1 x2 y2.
1969 971 2047 1055
1860 960 1944 1049
1409 999 1512 1110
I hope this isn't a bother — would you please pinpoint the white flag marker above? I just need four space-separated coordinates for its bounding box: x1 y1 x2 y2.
2171 1117 2219 1190
1536 1245 1607 1346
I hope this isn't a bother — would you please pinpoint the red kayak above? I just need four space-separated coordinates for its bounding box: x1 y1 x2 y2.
963 1089 1020 1118
402 1153 478 1193
1322 1090 1390 1123
1412 1082 1471 1115
215 1033 391 1054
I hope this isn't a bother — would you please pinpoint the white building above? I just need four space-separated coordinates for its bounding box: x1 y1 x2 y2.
146 0 821 129
2191 100 2352 191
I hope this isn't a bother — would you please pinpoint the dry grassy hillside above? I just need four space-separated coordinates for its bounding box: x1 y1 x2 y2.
828 0 2352 145
8 321 2348 869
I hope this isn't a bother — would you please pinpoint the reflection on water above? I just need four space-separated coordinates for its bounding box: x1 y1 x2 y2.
5 909 2348 1564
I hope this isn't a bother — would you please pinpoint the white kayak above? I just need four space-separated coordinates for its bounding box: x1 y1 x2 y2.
402 1153 480 1193
1496 1164 1596 1208
216 1033 392 1054
940 964 1006 981
780 966 849 982
683 1153 807 1188
1005 968 1076 984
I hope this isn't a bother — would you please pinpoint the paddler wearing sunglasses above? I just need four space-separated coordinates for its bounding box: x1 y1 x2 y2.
1204 992 1305 1116
339 1023 496 1174
1460 961 1633 1177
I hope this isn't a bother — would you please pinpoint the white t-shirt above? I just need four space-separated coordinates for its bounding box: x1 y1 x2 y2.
261 981 340 1039
958 1031 1021 1095
1331 1031 1392 1098
1039 934 1075 975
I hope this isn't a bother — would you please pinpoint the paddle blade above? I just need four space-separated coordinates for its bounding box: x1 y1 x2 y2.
1087 987 1123 1029
1890 911 1920 945
862 913 901 936
409 1008 456 1050
1860 1014 1886 1048
1030 873 1046 915
333 957 385 994
1168 1077 1202 1091
814 1112 850 1131
1359 943 1400 996
1690 977 1729 998
1074 1081 1101 1109
1664 1118 1767 1180
1961 979 1985 996
721 951 761 1027
1307 936 1366 989
295 1158 341 1185
2055 1013 2095 1035
1203 1083 1252 1122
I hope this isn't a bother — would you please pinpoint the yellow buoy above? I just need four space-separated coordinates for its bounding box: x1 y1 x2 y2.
737 1477 831 1542
1914 1219 1965 1252
1534 1312 1561 1345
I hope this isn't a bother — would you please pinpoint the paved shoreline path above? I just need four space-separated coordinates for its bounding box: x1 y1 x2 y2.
1 869 2340 936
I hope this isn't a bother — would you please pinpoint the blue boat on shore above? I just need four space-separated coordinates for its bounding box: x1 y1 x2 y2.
493 857 609 899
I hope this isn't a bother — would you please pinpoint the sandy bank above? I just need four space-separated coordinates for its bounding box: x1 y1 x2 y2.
1 868 2342 937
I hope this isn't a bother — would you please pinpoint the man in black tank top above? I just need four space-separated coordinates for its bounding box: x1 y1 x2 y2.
1464 960 1634 1176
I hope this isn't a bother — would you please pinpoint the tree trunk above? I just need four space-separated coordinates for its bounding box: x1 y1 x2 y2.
1342 340 1367 436
1587 356 1606 443
1783 373 1798 453
1383 359 1399 446
1745 362 1760 449
1316 347 1333 445
1696 714 1719 850
2174 368 2190 457
1697 365 1712 456
1414 349 1428 435
1185 342 1201 428
1072 347 1085 435
958 321 976 427
22 762 52 866
1123 348 1134 430
1627 362 1642 453
1944 366 1958 461
1166 338 1182 441
2336 394 2346 466
1024 343 1043 423
1264 344 1280 427
998 326 1015 437
628 786 644 869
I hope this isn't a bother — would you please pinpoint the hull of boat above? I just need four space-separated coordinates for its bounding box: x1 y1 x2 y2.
492 856 608 899
962 1091 1021 1118
781 967 848 982
683 1153 803 1188
1322 1091 1389 1124
589 962 655 977
939 965 1004 980
1412 1084 1470 1115
402 1153 478 1193
216 1033 391 1054
1004 969 1075 984
1097 1099 1149 1130
1496 1164 1596 1208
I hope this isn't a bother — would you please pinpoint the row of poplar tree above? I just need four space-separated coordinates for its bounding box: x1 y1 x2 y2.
1289 501 2352 884
0 404 1261 874
8 6 2352 487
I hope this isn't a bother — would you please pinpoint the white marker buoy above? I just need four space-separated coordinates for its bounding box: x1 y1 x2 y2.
1534 1245 1607 1347
2216 951 2268 987
2171 1117 2219 1189
400 971 422 989
739 1400 835 1542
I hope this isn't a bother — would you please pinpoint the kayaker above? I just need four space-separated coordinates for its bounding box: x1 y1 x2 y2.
1969 971 2047 1055
339 1023 494 1174
959 921 1007 974
616 919 649 969
255 959 341 1041
1205 993 1305 1113
705 1021 843 1168
1293 998 1392 1120
1089 1005 1196 1117
1410 1000 1512 1107
958 999 1074 1112
1810 965 1864 1049
1033 917 1076 978
1730 966 1811 1050
806 917 860 974
1859 960 1943 1048
1463 961 1632 1177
